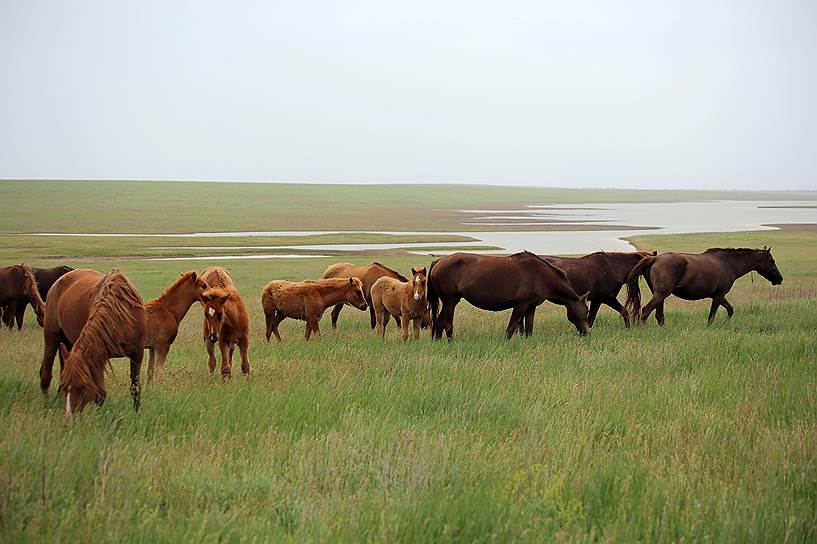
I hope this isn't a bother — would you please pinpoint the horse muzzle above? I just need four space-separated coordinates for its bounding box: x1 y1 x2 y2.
208 334 218 343
358 302 368 310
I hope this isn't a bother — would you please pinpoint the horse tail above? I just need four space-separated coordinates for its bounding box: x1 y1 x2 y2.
624 255 655 322
427 259 440 331
20 263 45 326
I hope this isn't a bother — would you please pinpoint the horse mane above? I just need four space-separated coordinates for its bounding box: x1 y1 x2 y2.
60 269 143 399
150 271 196 305
19 263 45 321
704 247 764 254
514 251 572 284
372 262 409 282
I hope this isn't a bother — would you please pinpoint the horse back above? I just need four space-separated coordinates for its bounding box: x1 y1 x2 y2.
47 269 105 343
200 266 233 289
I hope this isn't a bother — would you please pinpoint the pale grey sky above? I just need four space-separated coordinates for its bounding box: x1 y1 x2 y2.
1 1 815 189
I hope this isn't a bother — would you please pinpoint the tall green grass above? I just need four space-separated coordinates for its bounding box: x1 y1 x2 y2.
0 224 815 541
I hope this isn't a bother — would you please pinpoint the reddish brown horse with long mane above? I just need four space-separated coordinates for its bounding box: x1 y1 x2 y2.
625 247 783 325
2 265 72 330
428 251 590 340
540 251 655 328
323 262 408 329
0 263 45 329
39 268 145 415
144 271 209 381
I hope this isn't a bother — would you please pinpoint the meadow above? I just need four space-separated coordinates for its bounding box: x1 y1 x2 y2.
0 181 815 542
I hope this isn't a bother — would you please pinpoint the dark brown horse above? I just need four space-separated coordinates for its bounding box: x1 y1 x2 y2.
39 268 145 414
0 263 45 329
323 262 408 329
625 247 783 326
2 265 72 330
539 251 655 328
428 251 590 340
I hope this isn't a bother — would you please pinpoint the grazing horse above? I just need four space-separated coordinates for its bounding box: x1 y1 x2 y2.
323 262 408 329
371 267 430 341
201 286 251 378
0 263 45 329
262 277 368 341
625 247 783 326
144 271 209 381
2 265 72 330
539 251 656 328
428 252 590 340
39 269 145 415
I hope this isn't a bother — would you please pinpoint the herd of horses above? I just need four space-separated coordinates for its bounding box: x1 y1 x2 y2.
0 246 782 416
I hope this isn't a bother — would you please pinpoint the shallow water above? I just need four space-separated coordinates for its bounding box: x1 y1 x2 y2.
22 200 817 257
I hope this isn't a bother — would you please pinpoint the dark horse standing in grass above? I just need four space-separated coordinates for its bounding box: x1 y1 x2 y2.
625 247 783 326
2 265 73 330
428 251 590 340
0 263 46 330
539 251 656 328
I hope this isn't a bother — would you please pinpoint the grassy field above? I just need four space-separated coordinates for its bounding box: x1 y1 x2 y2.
0 182 815 542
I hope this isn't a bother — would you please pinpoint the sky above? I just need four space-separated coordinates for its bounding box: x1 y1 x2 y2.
1 1 815 190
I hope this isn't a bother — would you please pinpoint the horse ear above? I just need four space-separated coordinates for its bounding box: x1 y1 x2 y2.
767 246 772 253
580 292 590 303
419 267 426 275
651 250 657 256
191 271 197 281
411 267 418 276
59 343 70 360
349 277 354 285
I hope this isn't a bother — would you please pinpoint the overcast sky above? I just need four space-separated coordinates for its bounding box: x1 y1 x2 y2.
1 1 815 190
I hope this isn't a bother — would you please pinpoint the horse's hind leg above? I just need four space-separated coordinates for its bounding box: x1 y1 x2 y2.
39 334 60 394
655 301 666 326
438 302 456 341
640 292 667 325
269 312 285 342
720 298 734 319
330 304 343 329
14 304 25 330
239 336 250 375
128 349 144 412
605 298 630 328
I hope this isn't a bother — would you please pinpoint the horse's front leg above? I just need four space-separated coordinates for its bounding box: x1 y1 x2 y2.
587 299 601 328
506 305 527 339
129 349 144 412
218 340 231 379
401 308 410 342
205 339 217 374
707 298 721 325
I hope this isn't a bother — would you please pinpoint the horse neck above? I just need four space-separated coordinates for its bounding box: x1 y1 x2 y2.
151 282 198 323
318 283 355 307
717 250 762 279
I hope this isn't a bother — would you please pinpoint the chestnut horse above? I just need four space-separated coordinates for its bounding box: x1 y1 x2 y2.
39 269 145 414
262 277 368 341
428 251 590 340
201 284 251 378
323 262 408 329
0 263 45 329
539 251 656 328
2 265 71 330
625 247 783 326
371 267 430 341
144 271 209 381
